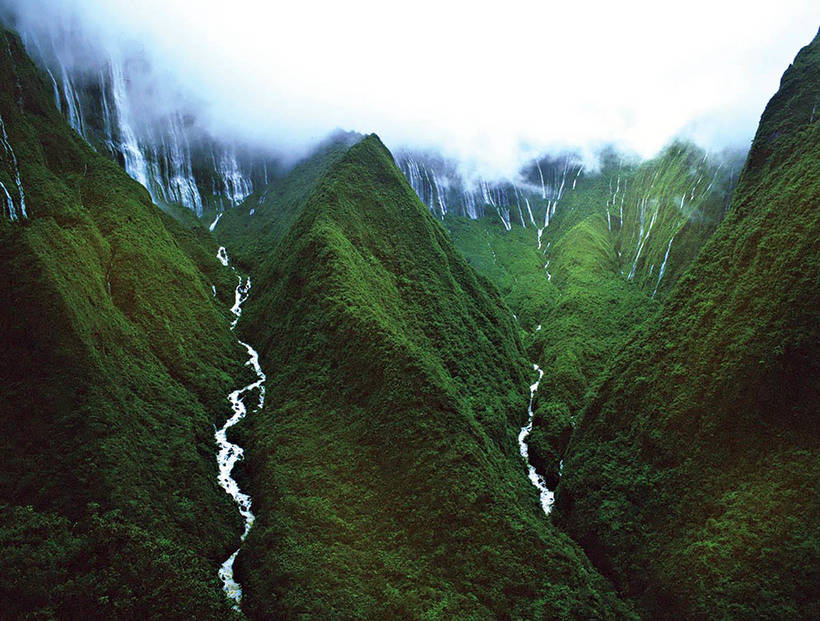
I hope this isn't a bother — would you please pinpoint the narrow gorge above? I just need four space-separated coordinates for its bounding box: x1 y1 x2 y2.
214 246 266 607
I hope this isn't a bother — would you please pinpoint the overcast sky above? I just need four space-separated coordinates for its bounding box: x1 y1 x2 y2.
4 0 819 176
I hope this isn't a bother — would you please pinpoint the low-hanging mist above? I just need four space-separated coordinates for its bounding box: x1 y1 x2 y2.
1 0 818 179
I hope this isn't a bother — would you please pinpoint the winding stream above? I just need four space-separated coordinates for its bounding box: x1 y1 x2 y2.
215 246 266 607
518 363 554 514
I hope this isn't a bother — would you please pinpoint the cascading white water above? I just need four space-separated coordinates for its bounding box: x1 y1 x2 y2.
45 68 61 114
214 246 266 608
108 57 152 193
652 236 675 298
0 112 26 220
217 246 229 267
30 33 260 217
518 364 553 514
572 166 583 189
397 153 582 230
0 181 15 220
431 171 448 219
58 61 85 138
163 112 205 215
628 203 658 280
536 159 546 199
215 148 253 207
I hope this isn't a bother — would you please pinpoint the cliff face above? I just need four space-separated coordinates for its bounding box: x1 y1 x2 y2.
14 20 278 217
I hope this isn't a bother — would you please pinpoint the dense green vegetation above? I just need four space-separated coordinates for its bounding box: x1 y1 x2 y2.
549 141 742 298
555 30 820 619
213 130 359 272
443 134 741 490
0 29 243 618
1 12 816 620
446 204 657 493
215 135 633 619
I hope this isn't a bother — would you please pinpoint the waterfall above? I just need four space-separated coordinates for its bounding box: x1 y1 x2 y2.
535 159 546 198
431 171 447 219
513 187 526 227
572 165 583 189
556 165 567 200
525 197 536 227
45 68 61 113
164 113 204 215
1 181 15 220
464 190 478 219
27 33 262 217
59 61 85 137
109 57 152 194
215 148 253 207
497 206 512 231
628 204 658 280
652 236 675 297
0 112 26 220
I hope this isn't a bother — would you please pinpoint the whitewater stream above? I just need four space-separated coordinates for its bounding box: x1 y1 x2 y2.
518 363 554 514
215 246 266 607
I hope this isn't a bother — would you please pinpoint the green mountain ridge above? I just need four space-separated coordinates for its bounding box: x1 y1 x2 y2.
215 134 633 619
0 28 244 618
554 30 820 619
0 17 817 621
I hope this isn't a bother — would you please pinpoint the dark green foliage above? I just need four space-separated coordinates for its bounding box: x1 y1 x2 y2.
555 142 741 297
555 30 820 619
445 203 657 489
215 131 360 273
1 504 236 619
444 133 742 490
527 402 572 488
225 135 632 618
1 11 815 620
0 29 242 618
444 214 557 332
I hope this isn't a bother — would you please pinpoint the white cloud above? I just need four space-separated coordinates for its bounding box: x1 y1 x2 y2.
4 0 819 177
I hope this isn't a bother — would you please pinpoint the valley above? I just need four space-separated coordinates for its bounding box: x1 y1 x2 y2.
0 8 816 621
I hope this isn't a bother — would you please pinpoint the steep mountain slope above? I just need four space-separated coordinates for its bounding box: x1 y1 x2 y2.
0 28 243 618
1 11 278 217
395 150 583 225
446 209 656 492
555 31 820 619
442 137 741 488
213 130 359 271
398 140 741 302
216 135 634 619
557 142 742 298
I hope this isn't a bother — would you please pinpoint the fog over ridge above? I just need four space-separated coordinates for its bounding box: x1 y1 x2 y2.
2 0 818 179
